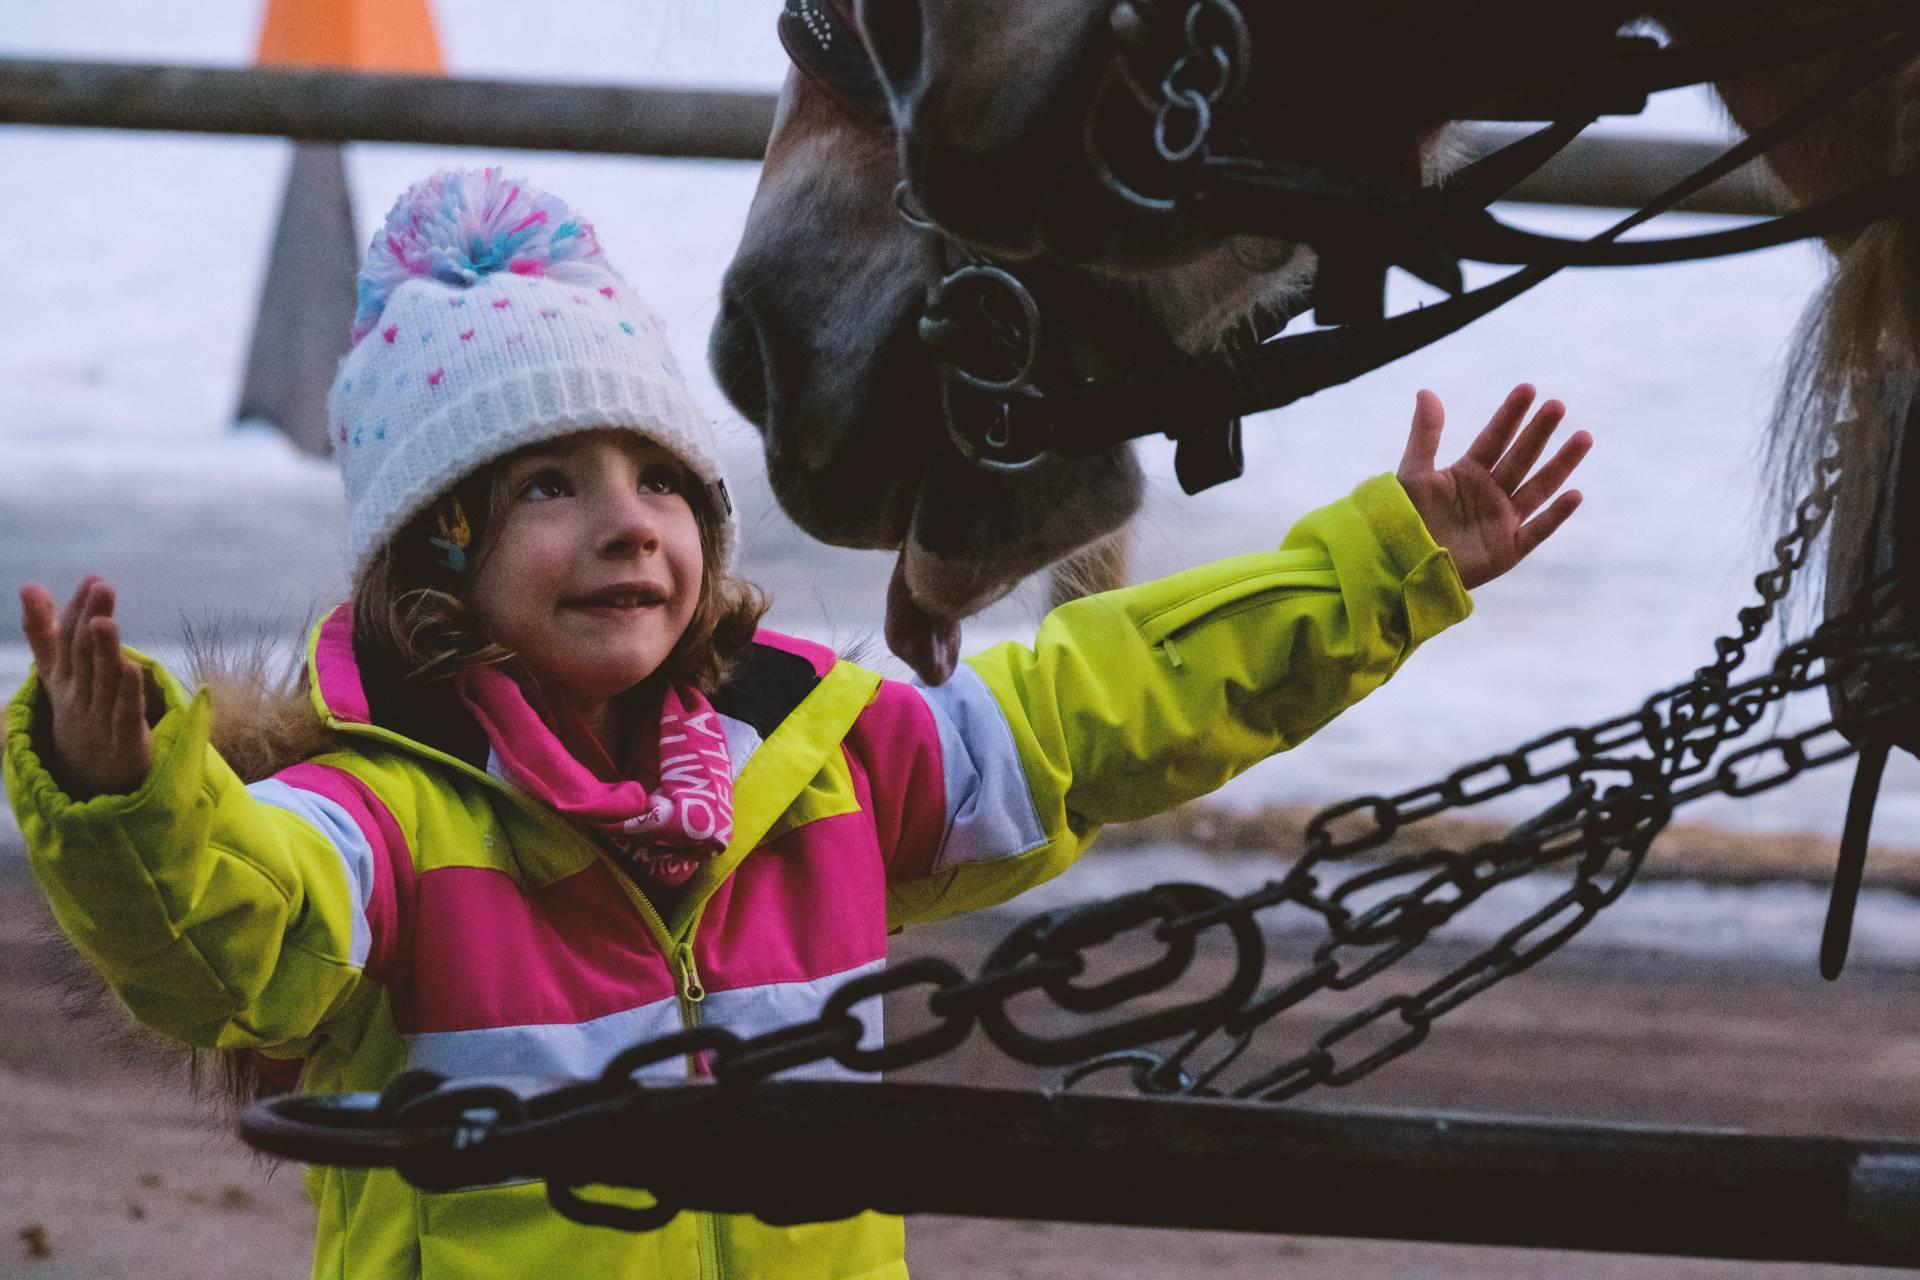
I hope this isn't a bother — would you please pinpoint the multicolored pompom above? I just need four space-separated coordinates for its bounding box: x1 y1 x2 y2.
351 168 606 344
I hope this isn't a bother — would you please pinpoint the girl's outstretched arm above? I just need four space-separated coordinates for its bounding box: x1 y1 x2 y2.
8 600 393 1054
19 577 153 797
1396 384 1592 590
883 470 1475 926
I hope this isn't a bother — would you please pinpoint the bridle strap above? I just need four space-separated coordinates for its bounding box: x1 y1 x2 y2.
773 2 1920 483
1200 153 1920 272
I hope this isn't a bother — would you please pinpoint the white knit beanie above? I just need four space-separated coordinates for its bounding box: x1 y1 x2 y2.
328 168 737 581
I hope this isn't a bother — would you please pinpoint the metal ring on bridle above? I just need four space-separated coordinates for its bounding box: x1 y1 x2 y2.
892 179 940 233
923 263 1044 394
1154 87 1212 164
1186 0 1251 104
1088 66 1183 212
1162 45 1233 109
893 161 1051 469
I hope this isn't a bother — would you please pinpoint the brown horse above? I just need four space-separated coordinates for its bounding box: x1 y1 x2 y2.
709 2 1920 682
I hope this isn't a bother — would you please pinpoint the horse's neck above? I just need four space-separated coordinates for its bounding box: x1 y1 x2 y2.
1640 2 1913 232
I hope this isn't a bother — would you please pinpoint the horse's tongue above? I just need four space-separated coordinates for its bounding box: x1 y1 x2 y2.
886 552 962 685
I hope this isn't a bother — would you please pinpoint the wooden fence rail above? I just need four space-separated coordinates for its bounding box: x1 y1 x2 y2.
0 57 776 162
0 56 1779 215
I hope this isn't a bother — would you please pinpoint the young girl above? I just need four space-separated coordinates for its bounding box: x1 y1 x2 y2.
8 168 1589 1280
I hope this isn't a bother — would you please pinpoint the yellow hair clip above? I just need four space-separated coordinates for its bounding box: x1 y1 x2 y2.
429 497 472 573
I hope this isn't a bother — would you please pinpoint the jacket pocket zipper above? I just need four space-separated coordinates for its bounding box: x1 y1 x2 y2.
1143 578 1337 667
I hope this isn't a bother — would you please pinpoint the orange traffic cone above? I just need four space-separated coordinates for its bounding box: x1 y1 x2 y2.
255 0 445 74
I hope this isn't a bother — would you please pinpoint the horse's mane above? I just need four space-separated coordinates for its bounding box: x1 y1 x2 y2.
1765 57 1920 620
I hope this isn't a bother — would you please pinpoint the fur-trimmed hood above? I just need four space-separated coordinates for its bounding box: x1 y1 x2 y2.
185 619 350 786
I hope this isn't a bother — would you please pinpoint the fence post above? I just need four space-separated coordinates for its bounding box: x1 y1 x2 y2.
236 0 445 457
235 142 358 457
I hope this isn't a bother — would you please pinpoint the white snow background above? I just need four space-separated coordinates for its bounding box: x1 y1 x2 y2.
4 2 1918 963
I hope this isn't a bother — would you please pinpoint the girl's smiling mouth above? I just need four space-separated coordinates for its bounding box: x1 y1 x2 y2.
562 584 672 614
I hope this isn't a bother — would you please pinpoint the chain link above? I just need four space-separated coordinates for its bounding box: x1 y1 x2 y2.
1103 0 1251 170
1151 0 1248 164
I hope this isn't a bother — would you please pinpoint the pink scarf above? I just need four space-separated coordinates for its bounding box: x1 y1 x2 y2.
455 665 735 887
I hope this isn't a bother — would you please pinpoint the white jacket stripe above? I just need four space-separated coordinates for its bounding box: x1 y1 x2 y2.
700 960 885 1082
916 665 1049 869
407 996 688 1081
401 961 888 1083
247 777 375 968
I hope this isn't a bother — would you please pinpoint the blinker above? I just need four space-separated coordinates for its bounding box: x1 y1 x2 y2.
778 0 893 129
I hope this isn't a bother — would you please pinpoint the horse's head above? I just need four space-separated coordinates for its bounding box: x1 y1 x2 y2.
711 1 1346 681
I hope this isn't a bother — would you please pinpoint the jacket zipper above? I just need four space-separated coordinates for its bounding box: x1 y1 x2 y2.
678 935 723 1280
319 690 788 1280
631 892 723 1280
673 925 723 1280
623 894 708 1047
1146 580 1338 668
674 942 708 1008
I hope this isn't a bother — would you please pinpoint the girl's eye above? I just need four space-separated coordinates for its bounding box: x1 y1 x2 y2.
639 463 685 496
520 469 571 501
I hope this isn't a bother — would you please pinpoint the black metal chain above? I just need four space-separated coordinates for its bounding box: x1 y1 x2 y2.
242 450 1920 1235
1080 451 1916 1101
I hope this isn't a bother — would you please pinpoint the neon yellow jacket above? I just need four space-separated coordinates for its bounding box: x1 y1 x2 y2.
6 474 1469 1280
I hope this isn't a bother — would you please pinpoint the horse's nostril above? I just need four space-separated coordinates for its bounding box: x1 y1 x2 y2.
709 288 770 428
855 0 926 108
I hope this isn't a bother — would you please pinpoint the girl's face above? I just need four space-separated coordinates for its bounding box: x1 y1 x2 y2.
471 431 705 707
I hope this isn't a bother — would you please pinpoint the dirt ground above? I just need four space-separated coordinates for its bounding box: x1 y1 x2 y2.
4 851 1918 1280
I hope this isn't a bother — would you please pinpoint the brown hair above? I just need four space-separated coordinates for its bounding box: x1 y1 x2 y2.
350 443 768 744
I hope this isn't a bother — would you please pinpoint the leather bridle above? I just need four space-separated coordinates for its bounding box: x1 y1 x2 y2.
779 0 1920 493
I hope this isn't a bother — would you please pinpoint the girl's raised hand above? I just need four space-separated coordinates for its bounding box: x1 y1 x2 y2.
1396 384 1592 591
19 577 153 797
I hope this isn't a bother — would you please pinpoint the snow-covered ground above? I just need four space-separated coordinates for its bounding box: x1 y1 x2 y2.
4 2 1916 877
